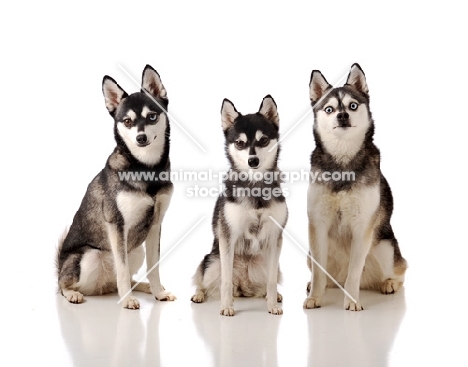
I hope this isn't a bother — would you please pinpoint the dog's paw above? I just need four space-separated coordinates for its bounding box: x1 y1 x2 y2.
191 291 205 303
380 279 402 294
66 291 84 304
220 307 235 316
155 291 176 301
268 305 283 315
303 297 321 309
344 299 363 311
122 296 140 310
277 292 283 303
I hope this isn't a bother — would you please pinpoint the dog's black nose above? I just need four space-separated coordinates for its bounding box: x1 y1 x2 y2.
337 112 349 121
248 157 260 168
136 134 147 144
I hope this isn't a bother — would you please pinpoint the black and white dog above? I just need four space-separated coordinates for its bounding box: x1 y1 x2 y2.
191 96 288 316
305 64 407 311
57 65 176 309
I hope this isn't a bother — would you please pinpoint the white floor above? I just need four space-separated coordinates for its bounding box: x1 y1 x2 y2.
5 239 467 367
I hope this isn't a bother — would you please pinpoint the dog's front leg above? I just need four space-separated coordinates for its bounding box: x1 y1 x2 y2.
304 221 329 309
146 187 175 301
145 222 176 301
343 229 373 311
106 223 139 309
266 235 283 315
219 233 235 316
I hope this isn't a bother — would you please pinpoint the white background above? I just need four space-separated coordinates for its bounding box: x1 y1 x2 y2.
1 1 467 366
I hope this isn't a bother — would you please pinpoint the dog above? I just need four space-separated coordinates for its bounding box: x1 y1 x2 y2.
56 65 176 309
191 95 288 316
304 63 407 311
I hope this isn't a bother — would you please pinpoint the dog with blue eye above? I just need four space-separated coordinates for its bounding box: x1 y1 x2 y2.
304 63 407 311
56 65 176 309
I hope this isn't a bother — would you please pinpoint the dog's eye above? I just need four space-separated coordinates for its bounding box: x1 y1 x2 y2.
259 136 270 147
349 102 358 111
123 118 132 128
324 106 334 114
235 140 246 149
147 113 158 123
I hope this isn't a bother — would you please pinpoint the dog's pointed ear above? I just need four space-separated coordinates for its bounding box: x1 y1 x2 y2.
258 95 279 128
141 65 168 105
221 98 239 131
345 63 369 94
309 70 332 104
102 76 128 115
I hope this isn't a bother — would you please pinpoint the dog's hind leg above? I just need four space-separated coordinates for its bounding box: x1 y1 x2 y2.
191 263 206 303
58 249 117 303
368 239 407 294
58 253 85 303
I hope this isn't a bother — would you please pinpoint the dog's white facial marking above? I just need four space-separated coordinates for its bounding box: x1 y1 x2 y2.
228 138 278 172
125 109 137 121
316 95 370 164
117 113 168 166
238 133 247 143
255 130 264 141
141 106 151 118
255 138 277 171
229 143 250 169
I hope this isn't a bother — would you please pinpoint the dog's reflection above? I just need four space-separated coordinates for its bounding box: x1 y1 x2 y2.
306 289 406 366
57 294 162 366
191 298 281 367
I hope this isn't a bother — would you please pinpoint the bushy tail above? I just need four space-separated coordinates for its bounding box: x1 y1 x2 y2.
55 226 69 277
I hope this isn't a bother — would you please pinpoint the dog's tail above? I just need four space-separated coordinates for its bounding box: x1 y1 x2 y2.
55 226 69 277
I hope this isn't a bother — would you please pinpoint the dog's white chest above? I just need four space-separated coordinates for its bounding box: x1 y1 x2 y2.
308 183 379 227
116 191 154 229
224 201 287 252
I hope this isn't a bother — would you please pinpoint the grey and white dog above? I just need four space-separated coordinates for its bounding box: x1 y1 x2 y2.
191 96 288 316
56 65 176 309
304 63 407 311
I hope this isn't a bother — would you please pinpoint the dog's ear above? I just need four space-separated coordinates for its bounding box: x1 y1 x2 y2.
141 65 168 106
221 99 239 131
258 95 279 128
345 63 369 94
102 76 128 116
309 70 332 104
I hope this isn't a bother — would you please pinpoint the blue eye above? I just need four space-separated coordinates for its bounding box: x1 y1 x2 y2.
349 102 358 110
147 113 158 122
325 106 334 114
